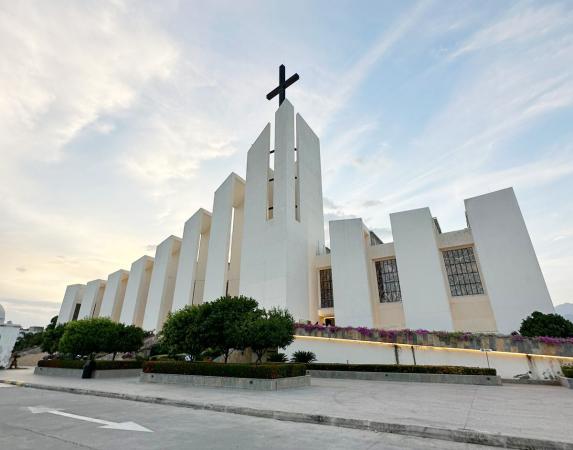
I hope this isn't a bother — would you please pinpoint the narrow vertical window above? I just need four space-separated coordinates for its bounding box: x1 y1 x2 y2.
442 247 484 296
375 259 402 303
319 268 333 308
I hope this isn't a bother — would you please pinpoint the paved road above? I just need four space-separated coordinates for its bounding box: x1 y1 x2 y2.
0 385 494 449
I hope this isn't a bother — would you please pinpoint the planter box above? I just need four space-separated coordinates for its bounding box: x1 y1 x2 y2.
140 372 311 390
34 366 142 378
559 376 573 389
307 370 501 386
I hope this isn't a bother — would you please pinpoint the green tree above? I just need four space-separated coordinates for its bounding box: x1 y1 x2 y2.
519 311 573 338
58 318 117 359
160 296 262 363
204 296 261 363
107 324 146 360
41 316 66 355
247 308 295 363
14 331 45 352
160 303 213 359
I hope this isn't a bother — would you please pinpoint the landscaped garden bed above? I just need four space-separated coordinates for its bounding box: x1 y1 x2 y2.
560 366 573 389
35 359 143 378
140 361 310 390
306 363 500 386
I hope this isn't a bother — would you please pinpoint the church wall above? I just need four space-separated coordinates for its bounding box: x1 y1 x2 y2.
286 336 571 380
99 269 129 322
465 188 554 333
77 279 106 320
203 174 245 302
57 284 85 324
172 209 211 310
143 235 181 331
329 218 375 327
377 302 406 329
390 207 454 331
120 256 154 327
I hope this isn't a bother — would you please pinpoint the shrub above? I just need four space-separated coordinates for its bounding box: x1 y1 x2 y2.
37 359 143 370
142 361 306 379
58 318 145 359
307 363 496 376
42 316 66 355
267 352 288 362
291 350 317 364
563 366 573 378
519 311 573 338
160 296 262 363
247 308 295 363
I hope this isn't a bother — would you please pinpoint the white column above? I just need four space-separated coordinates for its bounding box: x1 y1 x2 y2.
203 173 245 302
77 279 106 319
99 269 129 322
120 256 154 327
329 218 374 327
391 207 454 331
57 284 85 324
172 209 211 311
143 235 182 331
465 188 554 333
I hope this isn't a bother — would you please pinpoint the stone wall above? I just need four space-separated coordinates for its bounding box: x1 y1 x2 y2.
294 325 573 357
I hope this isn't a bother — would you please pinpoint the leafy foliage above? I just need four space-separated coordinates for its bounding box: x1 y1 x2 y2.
291 350 317 364
267 352 288 363
38 359 143 370
519 311 573 338
41 316 66 355
161 296 294 363
58 318 144 359
14 330 44 352
307 363 496 376
143 361 306 379
247 308 295 363
562 366 573 379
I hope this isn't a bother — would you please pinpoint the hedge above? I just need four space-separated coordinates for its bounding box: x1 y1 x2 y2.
307 363 496 376
143 361 306 379
563 366 573 378
38 360 143 370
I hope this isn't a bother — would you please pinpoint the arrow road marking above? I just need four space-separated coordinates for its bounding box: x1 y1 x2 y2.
28 406 152 432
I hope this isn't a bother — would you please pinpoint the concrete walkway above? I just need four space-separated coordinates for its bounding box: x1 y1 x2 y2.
2 368 572 449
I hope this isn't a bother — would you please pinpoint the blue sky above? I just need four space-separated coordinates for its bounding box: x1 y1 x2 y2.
1 0 572 327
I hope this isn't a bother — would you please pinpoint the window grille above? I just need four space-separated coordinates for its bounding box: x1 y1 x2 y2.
375 259 402 302
319 268 334 308
442 247 484 296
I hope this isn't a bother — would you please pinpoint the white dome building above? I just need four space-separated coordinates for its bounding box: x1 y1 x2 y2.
0 303 5 325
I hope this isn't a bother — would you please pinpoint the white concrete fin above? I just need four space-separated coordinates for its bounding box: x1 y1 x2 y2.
57 284 85 324
143 235 182 331
391 207 454 331
204 173 246 302
172 208 212 311
99 269 129 322
465 187 554 333
121 255 154 326
77 279 106 320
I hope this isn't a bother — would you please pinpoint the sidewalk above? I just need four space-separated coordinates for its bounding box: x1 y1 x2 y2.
2 368 572 449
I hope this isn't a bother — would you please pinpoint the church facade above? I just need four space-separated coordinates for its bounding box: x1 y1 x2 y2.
57 100 554 334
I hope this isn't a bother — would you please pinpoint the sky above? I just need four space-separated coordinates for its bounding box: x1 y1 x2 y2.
1 0 573 327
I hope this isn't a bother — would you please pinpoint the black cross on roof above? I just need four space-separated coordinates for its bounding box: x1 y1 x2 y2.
266 64 299 106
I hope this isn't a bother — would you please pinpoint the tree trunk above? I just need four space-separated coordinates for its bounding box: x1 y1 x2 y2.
112 352 117 361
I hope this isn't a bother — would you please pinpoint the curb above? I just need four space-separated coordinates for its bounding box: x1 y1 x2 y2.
1 379 572 450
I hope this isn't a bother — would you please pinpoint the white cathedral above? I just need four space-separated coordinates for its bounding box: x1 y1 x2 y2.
57 74 555 335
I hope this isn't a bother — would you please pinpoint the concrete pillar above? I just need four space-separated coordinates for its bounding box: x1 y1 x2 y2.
99 269 129 322
172 209 212 311
329 219 374 327
203 173 245 302
120 256 154 327
57 284 85 324
77 279 106 319
391 208 454 331
465 188 554 333
143 235 181 331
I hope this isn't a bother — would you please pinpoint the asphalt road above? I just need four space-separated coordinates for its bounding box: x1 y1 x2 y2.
0 384 495 449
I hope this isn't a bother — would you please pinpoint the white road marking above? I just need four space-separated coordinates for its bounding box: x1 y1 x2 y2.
27 406 153 432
